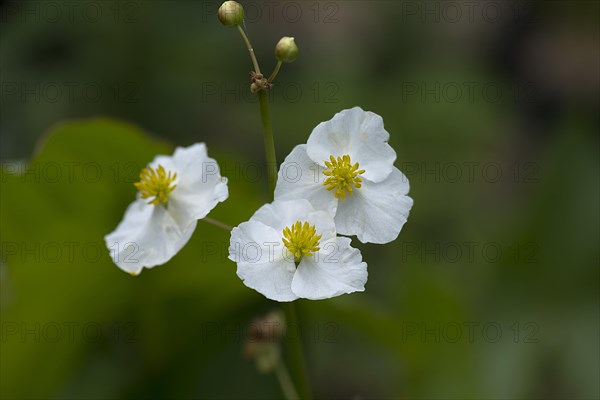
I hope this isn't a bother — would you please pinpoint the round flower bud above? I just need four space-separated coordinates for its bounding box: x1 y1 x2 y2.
275 37 299 63
218 1 244 27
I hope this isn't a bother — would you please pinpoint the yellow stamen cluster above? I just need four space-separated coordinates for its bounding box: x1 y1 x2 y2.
134 165 177 206
282 221 322 264
323 154 366 200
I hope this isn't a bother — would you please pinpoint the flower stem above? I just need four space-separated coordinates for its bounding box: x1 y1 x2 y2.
268 61 283 83
234 19 310 399
282 302 312 400
237 25 260 74
275 360 300 400
235 23 276 194
258 90 278 196
201 217 233 232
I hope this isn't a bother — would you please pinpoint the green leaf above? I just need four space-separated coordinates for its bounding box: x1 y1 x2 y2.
0 119 272 399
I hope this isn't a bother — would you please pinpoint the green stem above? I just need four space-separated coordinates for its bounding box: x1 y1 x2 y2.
274 360 300 400
234 20 310 399
201 217 233 232
258 84 310 400
283 303 312 400
258 90 278 196
237 25 261 74
268 61 283 83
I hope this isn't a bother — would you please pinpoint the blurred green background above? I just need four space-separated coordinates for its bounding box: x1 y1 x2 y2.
1 1 598 399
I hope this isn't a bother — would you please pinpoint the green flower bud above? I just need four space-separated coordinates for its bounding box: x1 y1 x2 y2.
217 1 244 27
275 37 299 63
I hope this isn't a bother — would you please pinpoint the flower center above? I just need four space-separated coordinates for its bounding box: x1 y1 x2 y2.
322 154 366 200
134 165 177 206
282 221 322 264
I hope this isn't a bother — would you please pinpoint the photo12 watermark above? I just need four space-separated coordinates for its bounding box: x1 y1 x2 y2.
399 81 541 104
1 241 106 264
398 1 539 24
398 321 540 344
401 241 539 264
1 1 142 24
1 321 139 344
200 1 341 24
1 81 140 104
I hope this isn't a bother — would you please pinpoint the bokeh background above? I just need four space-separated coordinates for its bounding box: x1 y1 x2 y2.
1 0 599 399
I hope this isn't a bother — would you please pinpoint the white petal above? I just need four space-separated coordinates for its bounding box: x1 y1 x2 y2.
306 107 397 183
275 145 337 216
168 175 228 232
291 237 367 300
335 167 413 244
164 143 229 232
148 143 207 175
104 200 196 275
149 154 177 172
172 142 208 166
229 221 297 302
251 199 336 242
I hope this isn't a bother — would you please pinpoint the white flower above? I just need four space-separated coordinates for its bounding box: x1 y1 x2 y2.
229 199 367 302
105 143 228 275
275 107 413 244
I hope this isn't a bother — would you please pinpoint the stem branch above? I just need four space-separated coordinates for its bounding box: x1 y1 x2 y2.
275 361 300 400
201 217 233 232
237 25 261 74
268 61 283 83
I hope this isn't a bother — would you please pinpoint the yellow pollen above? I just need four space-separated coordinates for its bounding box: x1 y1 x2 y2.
322 154 366 200
282 221 322 264
134 165 177 206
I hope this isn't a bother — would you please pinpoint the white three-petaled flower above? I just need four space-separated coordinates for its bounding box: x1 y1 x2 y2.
229 199 367 301
275 107 413 244
105 143 228 275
